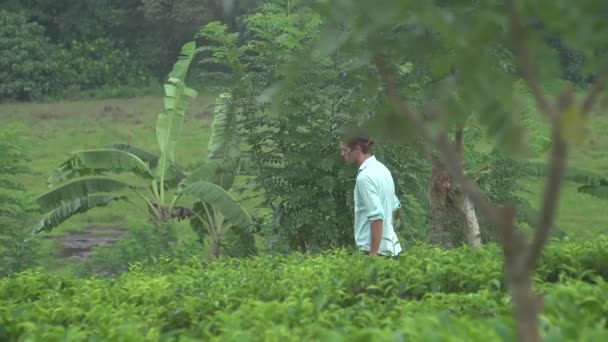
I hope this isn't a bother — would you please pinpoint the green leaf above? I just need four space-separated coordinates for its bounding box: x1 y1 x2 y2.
37 177 131 212
156 41 197 180
33 194 127 233
185 159 236 191
48 149 154 186
208 92 241 160
108 143 186 188
109 143 160 168
179 180 254 232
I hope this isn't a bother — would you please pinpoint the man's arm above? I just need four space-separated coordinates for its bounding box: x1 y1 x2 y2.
356 176 385 257
369 219 383 256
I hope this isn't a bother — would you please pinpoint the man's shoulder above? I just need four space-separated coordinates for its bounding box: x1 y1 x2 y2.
362 158 392 177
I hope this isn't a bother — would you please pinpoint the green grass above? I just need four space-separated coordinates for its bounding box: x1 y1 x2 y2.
513 83 608 238
0 95 219 268
518 178 608 239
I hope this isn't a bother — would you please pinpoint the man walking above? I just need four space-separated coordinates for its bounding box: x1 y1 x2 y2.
340 131 402 258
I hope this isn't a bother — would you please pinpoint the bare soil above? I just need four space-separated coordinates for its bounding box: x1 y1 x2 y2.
45 226 128 261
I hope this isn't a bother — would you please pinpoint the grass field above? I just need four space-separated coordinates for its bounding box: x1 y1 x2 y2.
1 91 607 269
0 95 219 268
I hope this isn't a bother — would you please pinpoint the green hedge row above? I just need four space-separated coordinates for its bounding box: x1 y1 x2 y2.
1 237 607 341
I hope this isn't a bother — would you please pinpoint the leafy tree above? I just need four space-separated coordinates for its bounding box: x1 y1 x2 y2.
275 0 608 340
0 10 67 100
34 42 255 260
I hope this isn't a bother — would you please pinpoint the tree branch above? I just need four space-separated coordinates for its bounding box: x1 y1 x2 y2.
505 0 555 120
372 56 501 226
582 65 608 115
524 127 568 271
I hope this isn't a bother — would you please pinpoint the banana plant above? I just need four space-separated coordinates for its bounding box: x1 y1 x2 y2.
34 42 255 258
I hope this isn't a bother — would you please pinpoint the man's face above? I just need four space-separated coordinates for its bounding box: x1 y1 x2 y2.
340 142 359 164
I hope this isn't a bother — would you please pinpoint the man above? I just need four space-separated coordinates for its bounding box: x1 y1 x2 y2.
340 132 402 258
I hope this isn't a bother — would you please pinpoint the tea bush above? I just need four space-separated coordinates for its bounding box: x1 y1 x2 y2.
1 237 607 341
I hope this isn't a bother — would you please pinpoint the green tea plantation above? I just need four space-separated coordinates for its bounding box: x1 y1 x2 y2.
1 237 607 341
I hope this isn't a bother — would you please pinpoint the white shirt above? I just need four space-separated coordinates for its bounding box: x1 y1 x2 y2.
354 156 402 256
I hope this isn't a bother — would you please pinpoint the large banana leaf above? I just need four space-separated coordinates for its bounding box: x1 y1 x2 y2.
185 159 236 190
188 200 257 257
208 93 241 160
179 180 254 232
109 143 160 168
37 177 131 212
108 143 187 187
33 194 127 233
156 41 198 178
48 149 154 186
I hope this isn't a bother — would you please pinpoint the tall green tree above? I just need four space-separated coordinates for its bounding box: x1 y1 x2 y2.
197 2 436 252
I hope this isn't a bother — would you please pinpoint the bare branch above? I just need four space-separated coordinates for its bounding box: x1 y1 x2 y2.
505 0 555 120
524 128 568 271
582 65 608 114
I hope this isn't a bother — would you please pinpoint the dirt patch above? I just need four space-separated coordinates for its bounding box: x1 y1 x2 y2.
46 226 128 262
36 111 59 120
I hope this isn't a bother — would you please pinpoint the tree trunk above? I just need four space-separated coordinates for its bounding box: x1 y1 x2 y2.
428 154 456 248
210 236 220 260
458 194 482 248
427 126 482 248
297 236 307 253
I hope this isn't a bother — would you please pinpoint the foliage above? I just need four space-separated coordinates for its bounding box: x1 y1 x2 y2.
197 2 437 253
0 10 67 101
293 1 608 340
1 0 274 99
73 221 197 277
65 38 148 90
0 128 39 276
34 42 255 259
0 9 150 101
1 237 607 340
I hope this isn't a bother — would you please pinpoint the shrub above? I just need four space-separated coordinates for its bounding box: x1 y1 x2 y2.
0 127 39 276
0 11 68 101
1 237 607 340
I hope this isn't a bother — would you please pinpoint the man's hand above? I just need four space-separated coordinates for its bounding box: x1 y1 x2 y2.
369 219 383 257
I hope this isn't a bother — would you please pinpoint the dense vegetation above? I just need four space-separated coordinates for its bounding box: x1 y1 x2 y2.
1 0 607 341
2 237 607 340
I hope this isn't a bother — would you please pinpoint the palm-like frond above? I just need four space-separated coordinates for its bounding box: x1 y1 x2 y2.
156 41 198 178
33 194 128 233
37 177 131 212
109 143 160 168
179 180 254 232
47 149 154 186
185 159 236 190
208 93 241 160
